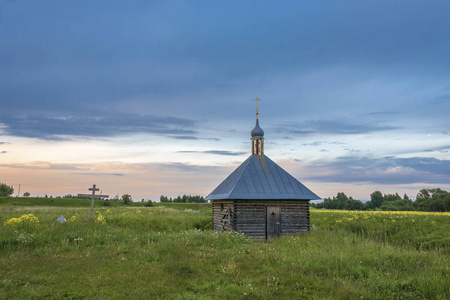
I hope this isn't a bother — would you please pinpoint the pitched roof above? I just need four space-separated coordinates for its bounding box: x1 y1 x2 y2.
206 154 320 201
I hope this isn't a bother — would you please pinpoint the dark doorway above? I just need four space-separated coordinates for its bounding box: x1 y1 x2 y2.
266 207 281 239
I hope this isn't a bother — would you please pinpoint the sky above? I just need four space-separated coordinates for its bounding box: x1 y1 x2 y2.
1 0 449 201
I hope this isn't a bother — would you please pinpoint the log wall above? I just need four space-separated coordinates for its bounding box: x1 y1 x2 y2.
234 203 266 240
212 201 234 232
212 199 311 240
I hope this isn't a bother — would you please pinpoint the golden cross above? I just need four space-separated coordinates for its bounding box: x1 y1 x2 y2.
252 97 262 119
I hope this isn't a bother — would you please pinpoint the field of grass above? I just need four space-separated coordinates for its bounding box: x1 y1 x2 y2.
0 200 449 299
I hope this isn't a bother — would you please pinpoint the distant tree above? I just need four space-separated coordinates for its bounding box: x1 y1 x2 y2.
383 193 402 202
159 194 206 203
311 189 449 212
160 195 170 202
122 194 132 205
380 198 414 211
444 193 450 212
335 192 349 209
0 183 14 197
346 197 365 210
103 200 111 207
415 188 447 211
311 192 364 210
23 192 30 197
368 191 384 209
144 200 154 207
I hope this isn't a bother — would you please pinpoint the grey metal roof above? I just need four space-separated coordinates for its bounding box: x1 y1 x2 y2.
206 155 320 201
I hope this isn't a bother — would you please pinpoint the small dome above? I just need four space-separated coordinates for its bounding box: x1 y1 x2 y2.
251 119 264 138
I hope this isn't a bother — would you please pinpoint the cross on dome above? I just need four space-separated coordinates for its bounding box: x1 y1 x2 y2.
252 97 262 119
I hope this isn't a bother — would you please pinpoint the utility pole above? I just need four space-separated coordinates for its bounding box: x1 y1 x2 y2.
17 184 21 197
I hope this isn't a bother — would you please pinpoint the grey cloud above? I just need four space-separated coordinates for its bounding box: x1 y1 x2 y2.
170 136 220 141
279 120 400 136
303 141 347 147
0 113 197 140
365 110 400 116
76 173 125 177
1 151 6 154
178 150 246 156
309 156 450 185
151 162 222 173
0 160 222 174
344 148 361 153
423 145 450 153
328 142 346 145
303 141 323 146
0 162 89 170
397 157 450 176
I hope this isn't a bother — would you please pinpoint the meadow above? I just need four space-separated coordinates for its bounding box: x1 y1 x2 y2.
0 199 449 299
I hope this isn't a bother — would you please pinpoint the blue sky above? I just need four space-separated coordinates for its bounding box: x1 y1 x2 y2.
1 0 449 200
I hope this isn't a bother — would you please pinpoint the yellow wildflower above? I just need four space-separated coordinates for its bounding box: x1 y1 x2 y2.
96 214 106 224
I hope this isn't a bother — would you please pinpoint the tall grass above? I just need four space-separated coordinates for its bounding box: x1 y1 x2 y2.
311 209 450 253
0 204 449 299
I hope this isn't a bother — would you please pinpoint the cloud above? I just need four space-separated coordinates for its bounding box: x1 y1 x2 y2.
422 145 450 153
0 160 224 176
278 120 400 136
308 156 450 185
1 151 6 154
150 162 222 173
302 141 347 147
76 173 124 177
0 113 197 140
170 136 220 141
303 141 323 146
365 110 400 116
0 162 89 170
178 150 246 156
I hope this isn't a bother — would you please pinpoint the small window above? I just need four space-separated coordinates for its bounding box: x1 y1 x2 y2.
221 203 224 211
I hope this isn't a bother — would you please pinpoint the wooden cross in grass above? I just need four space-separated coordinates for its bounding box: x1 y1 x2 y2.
78 185 109 219
89 184 99 219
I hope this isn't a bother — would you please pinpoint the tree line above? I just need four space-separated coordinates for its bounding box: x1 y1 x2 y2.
159 195 206 203
310 188 450 212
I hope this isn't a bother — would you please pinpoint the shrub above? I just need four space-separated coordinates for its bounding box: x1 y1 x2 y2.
144 200 154 207
0 183 14 197
122 194 132 206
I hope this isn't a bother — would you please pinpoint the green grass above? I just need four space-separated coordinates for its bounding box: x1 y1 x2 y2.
0 197 211 210
0 203 449 299
311 209 450 253
0 197 110 208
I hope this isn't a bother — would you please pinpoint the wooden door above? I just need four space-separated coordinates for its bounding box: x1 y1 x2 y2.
266 207 281 239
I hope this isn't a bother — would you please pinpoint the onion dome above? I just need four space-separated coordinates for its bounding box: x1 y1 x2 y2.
251 119 264 138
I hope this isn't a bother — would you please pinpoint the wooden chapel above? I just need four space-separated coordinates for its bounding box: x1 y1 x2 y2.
206 98 320 240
